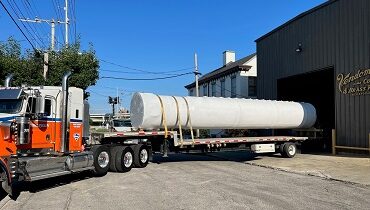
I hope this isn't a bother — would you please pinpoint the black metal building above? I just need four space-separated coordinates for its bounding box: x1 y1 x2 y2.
256 0 370 153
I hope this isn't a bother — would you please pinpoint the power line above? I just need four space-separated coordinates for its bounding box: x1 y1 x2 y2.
0 1 36 50
100 72 193 81
89 90 109 97
24 0 51 43
100 59 194 75
19 0 49 46
95 85 147 93
6 1 42 48
68 0 76 43
100 68 187 75
52 0 65 45
213 82 248 98
10 0 47 48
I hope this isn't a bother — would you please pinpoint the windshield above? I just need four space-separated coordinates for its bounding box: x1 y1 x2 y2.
113 120 132 127
0 99 23 114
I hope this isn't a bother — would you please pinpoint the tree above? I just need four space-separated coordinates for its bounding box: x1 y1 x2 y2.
0 37 99 90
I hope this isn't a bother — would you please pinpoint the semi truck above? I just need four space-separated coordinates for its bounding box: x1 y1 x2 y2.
0 72 310 196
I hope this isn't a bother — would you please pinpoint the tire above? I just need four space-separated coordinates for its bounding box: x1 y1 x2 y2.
281 143 297 158
115 146 134 172
132 144 150 168
91 145 111 176
109 146 124 172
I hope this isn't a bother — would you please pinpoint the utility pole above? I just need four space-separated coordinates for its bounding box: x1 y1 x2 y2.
43 52 48 79
64 0 69 46
194 53 200 138
116 88 121 117
51 19 56 50
19 18 65 51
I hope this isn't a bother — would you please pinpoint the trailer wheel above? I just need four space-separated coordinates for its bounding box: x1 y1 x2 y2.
132 144 150 168
92 145 111 176
109 146 124 172
115 146 134 172
281 143 297 158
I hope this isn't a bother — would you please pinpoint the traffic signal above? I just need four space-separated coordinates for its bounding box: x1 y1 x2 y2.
108 96 119 104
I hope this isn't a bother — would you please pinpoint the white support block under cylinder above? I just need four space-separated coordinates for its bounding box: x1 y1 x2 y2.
130 93 317 130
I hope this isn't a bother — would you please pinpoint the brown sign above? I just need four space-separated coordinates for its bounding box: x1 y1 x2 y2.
337 69 370 96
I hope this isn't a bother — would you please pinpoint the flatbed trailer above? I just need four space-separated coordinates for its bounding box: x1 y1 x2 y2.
91 130 309 158
0 72 312 196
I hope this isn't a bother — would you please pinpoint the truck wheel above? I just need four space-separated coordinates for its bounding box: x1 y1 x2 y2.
115 146 134 172
92 145 111 176
281 143 297 158
109 146 124 172
132 144 150 168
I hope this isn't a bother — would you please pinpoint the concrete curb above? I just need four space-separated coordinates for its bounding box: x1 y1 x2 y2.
206 153 370 188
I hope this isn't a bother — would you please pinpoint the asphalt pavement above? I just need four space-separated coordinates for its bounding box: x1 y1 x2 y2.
0 152 369 210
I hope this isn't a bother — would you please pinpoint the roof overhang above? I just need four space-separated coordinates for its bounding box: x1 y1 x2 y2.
255 0 339 42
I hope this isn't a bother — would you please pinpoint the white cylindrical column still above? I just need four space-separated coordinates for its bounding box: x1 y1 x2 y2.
130 93 316 130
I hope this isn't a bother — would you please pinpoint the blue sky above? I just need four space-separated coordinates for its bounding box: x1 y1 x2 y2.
0 0 325 113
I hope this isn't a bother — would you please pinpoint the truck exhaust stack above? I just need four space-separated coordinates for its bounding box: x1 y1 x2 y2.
4 74 13 87
61 71 72 153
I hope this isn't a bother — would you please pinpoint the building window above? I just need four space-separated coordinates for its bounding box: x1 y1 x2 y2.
203 85 208 96
231 76 236 98
248 77 257 97
189 89 194 96
211 82 216 97
220 79 225 97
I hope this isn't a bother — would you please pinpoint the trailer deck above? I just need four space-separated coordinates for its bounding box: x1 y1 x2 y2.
91 130 308 147
174 136 308 147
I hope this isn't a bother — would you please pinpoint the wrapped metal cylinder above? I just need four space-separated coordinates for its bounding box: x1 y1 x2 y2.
130 92 317 130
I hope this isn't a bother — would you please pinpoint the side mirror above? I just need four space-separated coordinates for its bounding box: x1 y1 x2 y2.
35 95 45 116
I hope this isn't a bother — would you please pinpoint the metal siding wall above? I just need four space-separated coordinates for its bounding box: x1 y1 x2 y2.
257 0 370 148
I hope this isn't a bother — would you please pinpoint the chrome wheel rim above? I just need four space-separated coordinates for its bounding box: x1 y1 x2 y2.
140 148 148 164
124 151 133 168
288 145 296 156
98 151 109 168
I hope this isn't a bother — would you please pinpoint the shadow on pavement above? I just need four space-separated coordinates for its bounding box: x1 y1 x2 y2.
2 151 283 201
152 150 264 163
5 171 93 201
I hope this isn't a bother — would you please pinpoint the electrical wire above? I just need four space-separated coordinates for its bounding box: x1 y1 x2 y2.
52 0 65 45
5 0 42 48
0 1 36 50
89 90 109 97
99 68 188 75
96 85 148 93
100 59 194 75
25 0 51 43
69 0 77 43
213 83 249 98
9 0 47 48
101 72 193 81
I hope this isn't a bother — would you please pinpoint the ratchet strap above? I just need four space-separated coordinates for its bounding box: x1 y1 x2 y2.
172 96 184 147
156 95 168 138
182 97 195 145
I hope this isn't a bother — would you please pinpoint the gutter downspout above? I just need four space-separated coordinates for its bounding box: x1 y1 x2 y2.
4 74 14 87
61 71 72 153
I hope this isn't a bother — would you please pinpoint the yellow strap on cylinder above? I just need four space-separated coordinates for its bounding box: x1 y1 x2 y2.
156 95 168 138
182 97 195 145
172 96 183 147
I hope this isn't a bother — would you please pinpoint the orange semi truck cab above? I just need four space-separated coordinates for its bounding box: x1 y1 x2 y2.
0 72 94 195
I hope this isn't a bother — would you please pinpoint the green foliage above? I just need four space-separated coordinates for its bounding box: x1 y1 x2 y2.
0 37 99 90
